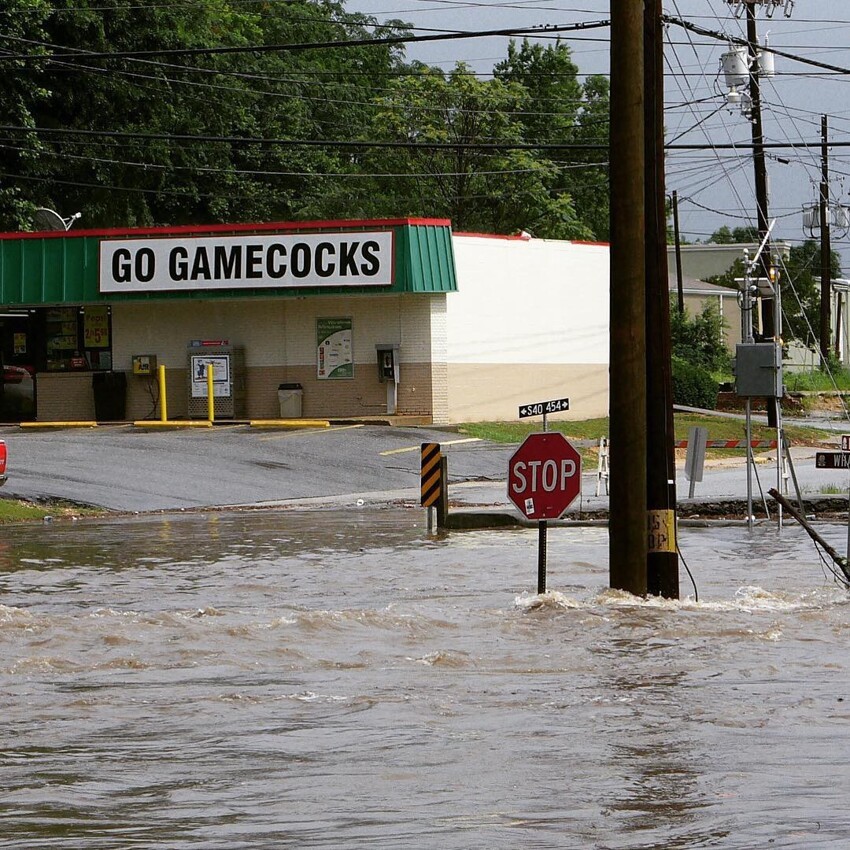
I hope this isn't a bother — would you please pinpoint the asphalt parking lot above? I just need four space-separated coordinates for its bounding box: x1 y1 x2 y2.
0 423 515 513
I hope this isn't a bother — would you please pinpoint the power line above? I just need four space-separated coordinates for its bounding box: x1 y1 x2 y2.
0 20 612 62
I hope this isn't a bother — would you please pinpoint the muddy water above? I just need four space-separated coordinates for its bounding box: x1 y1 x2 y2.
2 510 850 848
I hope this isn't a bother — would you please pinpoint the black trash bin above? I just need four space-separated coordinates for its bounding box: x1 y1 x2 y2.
92 371 127 421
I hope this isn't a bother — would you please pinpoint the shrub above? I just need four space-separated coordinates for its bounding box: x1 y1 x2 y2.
672 356 719 409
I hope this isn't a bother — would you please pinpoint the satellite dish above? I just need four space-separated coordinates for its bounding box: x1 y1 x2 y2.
33 208 82 231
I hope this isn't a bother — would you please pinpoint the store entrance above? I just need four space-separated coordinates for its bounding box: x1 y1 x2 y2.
0 310 37 422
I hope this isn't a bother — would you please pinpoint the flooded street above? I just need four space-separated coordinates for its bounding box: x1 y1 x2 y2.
2 510 850 848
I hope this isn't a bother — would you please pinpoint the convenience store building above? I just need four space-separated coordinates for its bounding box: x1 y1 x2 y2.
0 218 609 425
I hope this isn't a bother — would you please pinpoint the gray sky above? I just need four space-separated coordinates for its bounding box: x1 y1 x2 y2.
347 0 850 269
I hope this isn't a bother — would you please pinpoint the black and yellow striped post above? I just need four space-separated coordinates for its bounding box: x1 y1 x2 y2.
421 442 447 529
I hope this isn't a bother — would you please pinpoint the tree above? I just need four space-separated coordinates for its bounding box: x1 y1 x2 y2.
314 63 593 238
0 0 409 229
494 41 609 240
707 225 759 244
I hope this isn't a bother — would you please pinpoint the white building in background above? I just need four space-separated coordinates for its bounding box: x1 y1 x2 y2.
447 233 609 423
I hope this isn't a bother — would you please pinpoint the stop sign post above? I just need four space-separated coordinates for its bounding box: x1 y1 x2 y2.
507 432 582 594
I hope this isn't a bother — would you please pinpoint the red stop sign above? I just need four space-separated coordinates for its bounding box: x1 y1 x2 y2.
507 432 582 520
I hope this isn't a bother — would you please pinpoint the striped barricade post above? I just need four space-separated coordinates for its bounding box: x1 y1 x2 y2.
421 442 446 530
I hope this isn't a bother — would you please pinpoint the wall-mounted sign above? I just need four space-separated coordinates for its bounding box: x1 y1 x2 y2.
190 354 231 398
99 231 394 293
317 317 353 380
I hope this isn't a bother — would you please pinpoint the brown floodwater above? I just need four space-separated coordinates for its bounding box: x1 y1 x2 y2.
1 509 849 848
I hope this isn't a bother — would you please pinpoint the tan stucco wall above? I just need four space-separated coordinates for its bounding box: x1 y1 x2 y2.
446 363 608 423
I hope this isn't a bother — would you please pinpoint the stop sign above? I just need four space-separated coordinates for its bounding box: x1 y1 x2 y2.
507 432 582 520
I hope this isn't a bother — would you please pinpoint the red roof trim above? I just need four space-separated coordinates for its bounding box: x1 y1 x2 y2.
454 232 611 247
0 217 453 241
453 231 532 241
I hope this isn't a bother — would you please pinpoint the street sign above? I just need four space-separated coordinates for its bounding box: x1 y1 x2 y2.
816 452 850 470
518 397 570 419
507 432 582 520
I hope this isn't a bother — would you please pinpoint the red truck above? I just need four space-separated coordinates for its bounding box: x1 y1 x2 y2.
0 440 6 486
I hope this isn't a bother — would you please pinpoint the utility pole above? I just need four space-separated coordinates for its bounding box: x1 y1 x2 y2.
672 190 685 315
645 0 679 599
743 0 778 426
609 2 647 597
820 114 832 366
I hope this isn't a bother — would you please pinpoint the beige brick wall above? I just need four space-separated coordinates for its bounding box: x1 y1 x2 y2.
35 373 96 421
32 293 445 422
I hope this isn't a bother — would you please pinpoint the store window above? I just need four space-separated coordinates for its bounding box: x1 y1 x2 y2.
44 306 112 371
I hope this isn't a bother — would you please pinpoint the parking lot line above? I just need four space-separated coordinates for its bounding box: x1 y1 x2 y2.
380 437 481 457
258 424 365 441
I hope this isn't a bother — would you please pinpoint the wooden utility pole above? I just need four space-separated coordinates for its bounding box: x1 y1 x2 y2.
609 2 647 596
745 2 778 428
820 114 832 366
746 2 773 334
672 190 685 315
645 0 679 599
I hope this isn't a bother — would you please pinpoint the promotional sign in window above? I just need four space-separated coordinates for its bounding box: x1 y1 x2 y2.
99 231 394 293
317 318 353 380
84 306 110 348
190 354 231 397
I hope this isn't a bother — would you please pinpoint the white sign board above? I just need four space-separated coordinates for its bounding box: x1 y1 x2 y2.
190 355 231 398
99 231 394 293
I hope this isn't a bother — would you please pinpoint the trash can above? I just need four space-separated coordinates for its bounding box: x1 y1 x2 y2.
92 371 127 421
277 383 303 418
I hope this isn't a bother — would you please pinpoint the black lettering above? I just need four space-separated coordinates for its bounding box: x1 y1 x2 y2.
112 248 132 283
246 245 263 279
291 243 311 278
360 240 381 276
266 244 287 279
190 247 211 280
339 241 359 276
135 247 155 283
315 242 335 277
170 247 189 281
214 245 242 279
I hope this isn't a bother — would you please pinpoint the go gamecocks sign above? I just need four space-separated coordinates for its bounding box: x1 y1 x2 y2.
507 432 582 520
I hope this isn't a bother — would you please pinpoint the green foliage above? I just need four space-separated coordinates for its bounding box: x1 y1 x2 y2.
707 225 759 244
670 299 730 372
1 19 610 240
671 356 719 409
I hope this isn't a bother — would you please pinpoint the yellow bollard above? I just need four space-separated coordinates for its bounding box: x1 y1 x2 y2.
158 364 168 422
207 363 215 423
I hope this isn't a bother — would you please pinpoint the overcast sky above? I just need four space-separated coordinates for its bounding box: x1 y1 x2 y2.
347 0 850 268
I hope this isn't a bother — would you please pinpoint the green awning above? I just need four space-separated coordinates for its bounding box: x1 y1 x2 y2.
0 218 457 305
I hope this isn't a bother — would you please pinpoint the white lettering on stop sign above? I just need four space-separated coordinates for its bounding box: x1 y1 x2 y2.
511 458 576 492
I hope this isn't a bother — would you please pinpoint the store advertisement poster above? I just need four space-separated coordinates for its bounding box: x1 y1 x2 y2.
317 318 353 379
190 355 231 397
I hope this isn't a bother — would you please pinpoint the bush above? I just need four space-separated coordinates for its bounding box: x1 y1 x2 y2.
672 356 719 409
670 299 731 372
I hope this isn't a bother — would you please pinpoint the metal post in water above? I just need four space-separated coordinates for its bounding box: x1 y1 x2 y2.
746 397 754 530
537 520 547 594
776 404 783 529
158 364 168 423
